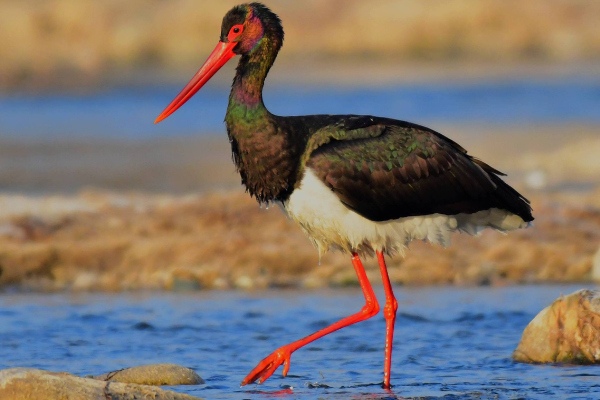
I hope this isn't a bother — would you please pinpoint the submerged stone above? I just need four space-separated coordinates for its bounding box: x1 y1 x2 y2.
513 289 600 364
0 368 201 400
93 363 204 386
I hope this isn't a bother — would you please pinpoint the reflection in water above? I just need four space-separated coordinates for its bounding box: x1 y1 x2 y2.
0 285 598 399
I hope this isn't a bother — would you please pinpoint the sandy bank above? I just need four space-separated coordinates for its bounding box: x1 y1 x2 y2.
0 185 598 292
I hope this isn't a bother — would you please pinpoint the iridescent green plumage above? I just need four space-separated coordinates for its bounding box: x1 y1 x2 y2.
220 3 533 223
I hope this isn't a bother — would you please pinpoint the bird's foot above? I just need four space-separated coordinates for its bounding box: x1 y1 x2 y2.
241 345 293 385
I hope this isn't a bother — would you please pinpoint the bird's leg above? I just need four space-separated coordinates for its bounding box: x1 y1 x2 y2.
376 250 398 389
241 252 380 386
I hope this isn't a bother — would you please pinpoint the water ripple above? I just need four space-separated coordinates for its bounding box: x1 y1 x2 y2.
0 285 598 399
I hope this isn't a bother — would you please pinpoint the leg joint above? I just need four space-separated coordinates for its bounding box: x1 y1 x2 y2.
383 298 398 320
362 298 380 318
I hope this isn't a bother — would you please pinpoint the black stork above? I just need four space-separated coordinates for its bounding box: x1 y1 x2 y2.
155 2 533 389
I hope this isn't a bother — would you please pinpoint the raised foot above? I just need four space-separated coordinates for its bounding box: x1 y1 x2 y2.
241 346 293 386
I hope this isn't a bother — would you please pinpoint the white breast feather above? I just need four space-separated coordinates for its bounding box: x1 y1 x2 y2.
280 168 529 257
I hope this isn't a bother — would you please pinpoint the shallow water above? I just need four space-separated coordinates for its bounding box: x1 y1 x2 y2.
1 285 599 399
0 78 599 139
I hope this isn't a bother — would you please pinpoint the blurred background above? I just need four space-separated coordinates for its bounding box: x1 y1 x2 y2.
1 1 600 398
0 0 599 291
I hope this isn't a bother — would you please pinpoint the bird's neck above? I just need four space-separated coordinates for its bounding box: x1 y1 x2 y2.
226 38 278 130
225 39 299 204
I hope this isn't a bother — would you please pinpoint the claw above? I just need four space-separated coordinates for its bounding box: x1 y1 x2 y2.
241 346 293 386
282 357 290 377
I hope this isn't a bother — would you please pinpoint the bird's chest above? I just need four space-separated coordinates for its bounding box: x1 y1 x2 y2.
228 128 298 203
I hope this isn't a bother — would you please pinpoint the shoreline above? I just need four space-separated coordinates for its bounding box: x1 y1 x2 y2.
0 186 598 292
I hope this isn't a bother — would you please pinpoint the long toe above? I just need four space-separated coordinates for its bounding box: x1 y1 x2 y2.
241 347 291 386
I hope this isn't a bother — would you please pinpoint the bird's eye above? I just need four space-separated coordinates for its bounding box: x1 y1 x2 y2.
228 25 244 41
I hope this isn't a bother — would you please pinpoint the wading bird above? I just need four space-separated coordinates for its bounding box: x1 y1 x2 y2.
155 2 533 389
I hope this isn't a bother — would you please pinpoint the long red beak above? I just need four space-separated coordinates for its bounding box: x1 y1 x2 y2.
154 41 238 124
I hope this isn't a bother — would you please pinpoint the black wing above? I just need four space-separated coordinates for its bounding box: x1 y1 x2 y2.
304 115 533 222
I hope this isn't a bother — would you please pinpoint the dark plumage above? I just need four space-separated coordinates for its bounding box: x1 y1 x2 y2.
303 116 533 222
227 111 533 224
155 2 534 389
217 3 532 223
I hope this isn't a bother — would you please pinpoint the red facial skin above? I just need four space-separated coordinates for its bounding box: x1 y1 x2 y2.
227 24 244 43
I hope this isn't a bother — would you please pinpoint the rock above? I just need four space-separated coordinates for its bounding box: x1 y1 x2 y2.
513 289 600 364
591 246 600 282
93 363 204 386
0 368 202 400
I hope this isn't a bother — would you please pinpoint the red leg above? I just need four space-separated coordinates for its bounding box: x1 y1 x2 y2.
241 252 380 386
377 250 398 389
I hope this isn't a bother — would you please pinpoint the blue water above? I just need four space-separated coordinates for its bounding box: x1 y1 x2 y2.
1 285 599 399
0 78 599 139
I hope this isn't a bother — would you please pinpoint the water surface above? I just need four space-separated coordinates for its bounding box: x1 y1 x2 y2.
0 78 599 139
1 285 598 399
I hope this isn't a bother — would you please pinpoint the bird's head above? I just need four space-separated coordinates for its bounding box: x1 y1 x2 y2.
155 2 283 123
221 3 283 56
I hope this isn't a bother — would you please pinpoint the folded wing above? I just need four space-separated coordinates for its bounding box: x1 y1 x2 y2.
304 116 533 222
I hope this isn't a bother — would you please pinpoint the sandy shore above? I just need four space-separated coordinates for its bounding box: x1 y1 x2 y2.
0 184 598 292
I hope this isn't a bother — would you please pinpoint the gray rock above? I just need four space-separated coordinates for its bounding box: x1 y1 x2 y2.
93 363 204 386
0 368 202 400
513 289 600 364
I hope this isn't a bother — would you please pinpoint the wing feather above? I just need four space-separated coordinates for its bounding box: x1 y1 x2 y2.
303 116 533 222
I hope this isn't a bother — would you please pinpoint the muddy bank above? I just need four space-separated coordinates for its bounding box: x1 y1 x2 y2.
0 186 598 292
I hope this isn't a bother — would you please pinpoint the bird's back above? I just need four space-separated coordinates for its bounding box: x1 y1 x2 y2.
282 114 532 221
277 114 533 255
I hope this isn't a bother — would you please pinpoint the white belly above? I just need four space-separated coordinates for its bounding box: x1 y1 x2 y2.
280 168 528 257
